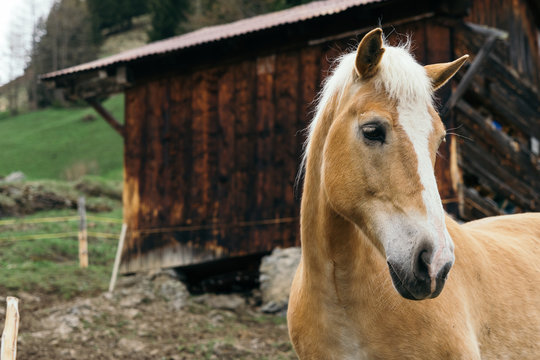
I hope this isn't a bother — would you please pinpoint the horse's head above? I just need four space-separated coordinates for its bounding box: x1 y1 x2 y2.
317 29 467 300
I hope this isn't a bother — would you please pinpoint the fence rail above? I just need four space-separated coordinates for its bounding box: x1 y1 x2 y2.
0 218 122 244
0 198 123 268
0 215 122 227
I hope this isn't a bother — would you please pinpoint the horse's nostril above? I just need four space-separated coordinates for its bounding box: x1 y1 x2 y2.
438 262 452 280
413 242 433 282
415 250 430 281
420 249 432 267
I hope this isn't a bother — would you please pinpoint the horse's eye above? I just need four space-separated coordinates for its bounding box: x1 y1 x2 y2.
361 123 386 144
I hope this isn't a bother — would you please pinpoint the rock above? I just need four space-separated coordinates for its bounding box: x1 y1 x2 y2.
260 301 284 314
114 276 155 305
259 247 301 313
168 296 187 311
17 291 41 304
101 292 114 301
208 310 225 324
74 177 122 200
59 348 78 357
196 294 246 312
122 308 139 320
111 270 189 310
212 341 250 359
4 171 25 183
67 299 93 318
118 337 145 352
42 313 81 338
152 270 189 309
118 293 146 307
148 268 179 280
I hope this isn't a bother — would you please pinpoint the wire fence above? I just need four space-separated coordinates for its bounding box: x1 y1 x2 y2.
0 214 122 244
0 199 128 292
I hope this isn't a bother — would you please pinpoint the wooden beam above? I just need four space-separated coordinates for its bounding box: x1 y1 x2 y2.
465 23 508 40
458 139 539 210
455 100 538 181
467 79 540 140
87 98 125 138
485 55 540 113
440 32 500 118
461 186 503 220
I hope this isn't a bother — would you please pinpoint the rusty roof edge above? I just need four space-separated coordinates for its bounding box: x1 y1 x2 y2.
40 0 384 81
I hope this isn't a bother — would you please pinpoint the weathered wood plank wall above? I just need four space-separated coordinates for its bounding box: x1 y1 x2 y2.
466 0 540 88
121 40 331 271
452 22 540 220
120 11 540 271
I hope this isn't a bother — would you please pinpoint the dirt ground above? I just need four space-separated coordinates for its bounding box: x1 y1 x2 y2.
9 271 296 360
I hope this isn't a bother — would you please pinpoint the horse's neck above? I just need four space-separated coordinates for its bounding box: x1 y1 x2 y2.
299 165 386 303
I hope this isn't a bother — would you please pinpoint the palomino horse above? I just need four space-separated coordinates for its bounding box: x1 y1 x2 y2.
288 28 540 359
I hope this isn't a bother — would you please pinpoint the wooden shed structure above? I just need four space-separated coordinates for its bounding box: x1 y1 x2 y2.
42 0 540 274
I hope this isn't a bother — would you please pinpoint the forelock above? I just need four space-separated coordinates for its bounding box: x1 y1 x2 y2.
297 40 435 188
374 45 433 106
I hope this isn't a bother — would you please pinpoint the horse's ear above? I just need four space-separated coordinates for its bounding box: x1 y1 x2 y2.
355 28 385 78
425 55 469 90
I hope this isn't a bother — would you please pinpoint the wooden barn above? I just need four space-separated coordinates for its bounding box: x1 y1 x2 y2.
42 0 540 274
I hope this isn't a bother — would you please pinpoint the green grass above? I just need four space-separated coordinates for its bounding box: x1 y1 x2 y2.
0 95 124 181
0 96 125 297
0 207 123 299
0 96 126 298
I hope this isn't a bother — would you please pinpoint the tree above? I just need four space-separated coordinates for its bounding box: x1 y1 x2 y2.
30 0 97 106
148 0 189 41
167 0 315 39
5 5 27 114
87 0 148 42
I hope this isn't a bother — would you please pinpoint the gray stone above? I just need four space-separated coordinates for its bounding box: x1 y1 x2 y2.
122 308 139 319
4 171 25 183
197 293 246 312
118 337 145 352
151 269 189 310
17 291 41 304
212 341 250 359
259 247 301 313
260 301 283 314
42 313 81 338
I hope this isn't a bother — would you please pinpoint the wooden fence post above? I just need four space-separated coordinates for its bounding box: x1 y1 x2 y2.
78 197 88 268
1 297 20 360
108 224 128 293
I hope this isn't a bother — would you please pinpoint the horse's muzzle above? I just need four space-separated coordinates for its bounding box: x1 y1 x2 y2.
387 260 452 300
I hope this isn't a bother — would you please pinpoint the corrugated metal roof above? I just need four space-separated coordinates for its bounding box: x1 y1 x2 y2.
41 0 382 80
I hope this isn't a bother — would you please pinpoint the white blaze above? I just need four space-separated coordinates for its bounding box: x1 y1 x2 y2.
398 102 454 277
376 45 455 284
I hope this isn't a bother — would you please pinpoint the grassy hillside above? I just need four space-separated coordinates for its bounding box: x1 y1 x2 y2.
0 95 124 181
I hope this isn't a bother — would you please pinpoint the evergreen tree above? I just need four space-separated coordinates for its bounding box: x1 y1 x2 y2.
148 0 189 41
88 0 148 42
31 0 97 106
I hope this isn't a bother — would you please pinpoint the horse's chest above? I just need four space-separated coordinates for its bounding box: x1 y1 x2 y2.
328 317 373 359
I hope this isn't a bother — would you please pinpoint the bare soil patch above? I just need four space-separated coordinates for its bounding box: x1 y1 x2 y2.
10 271 296 359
